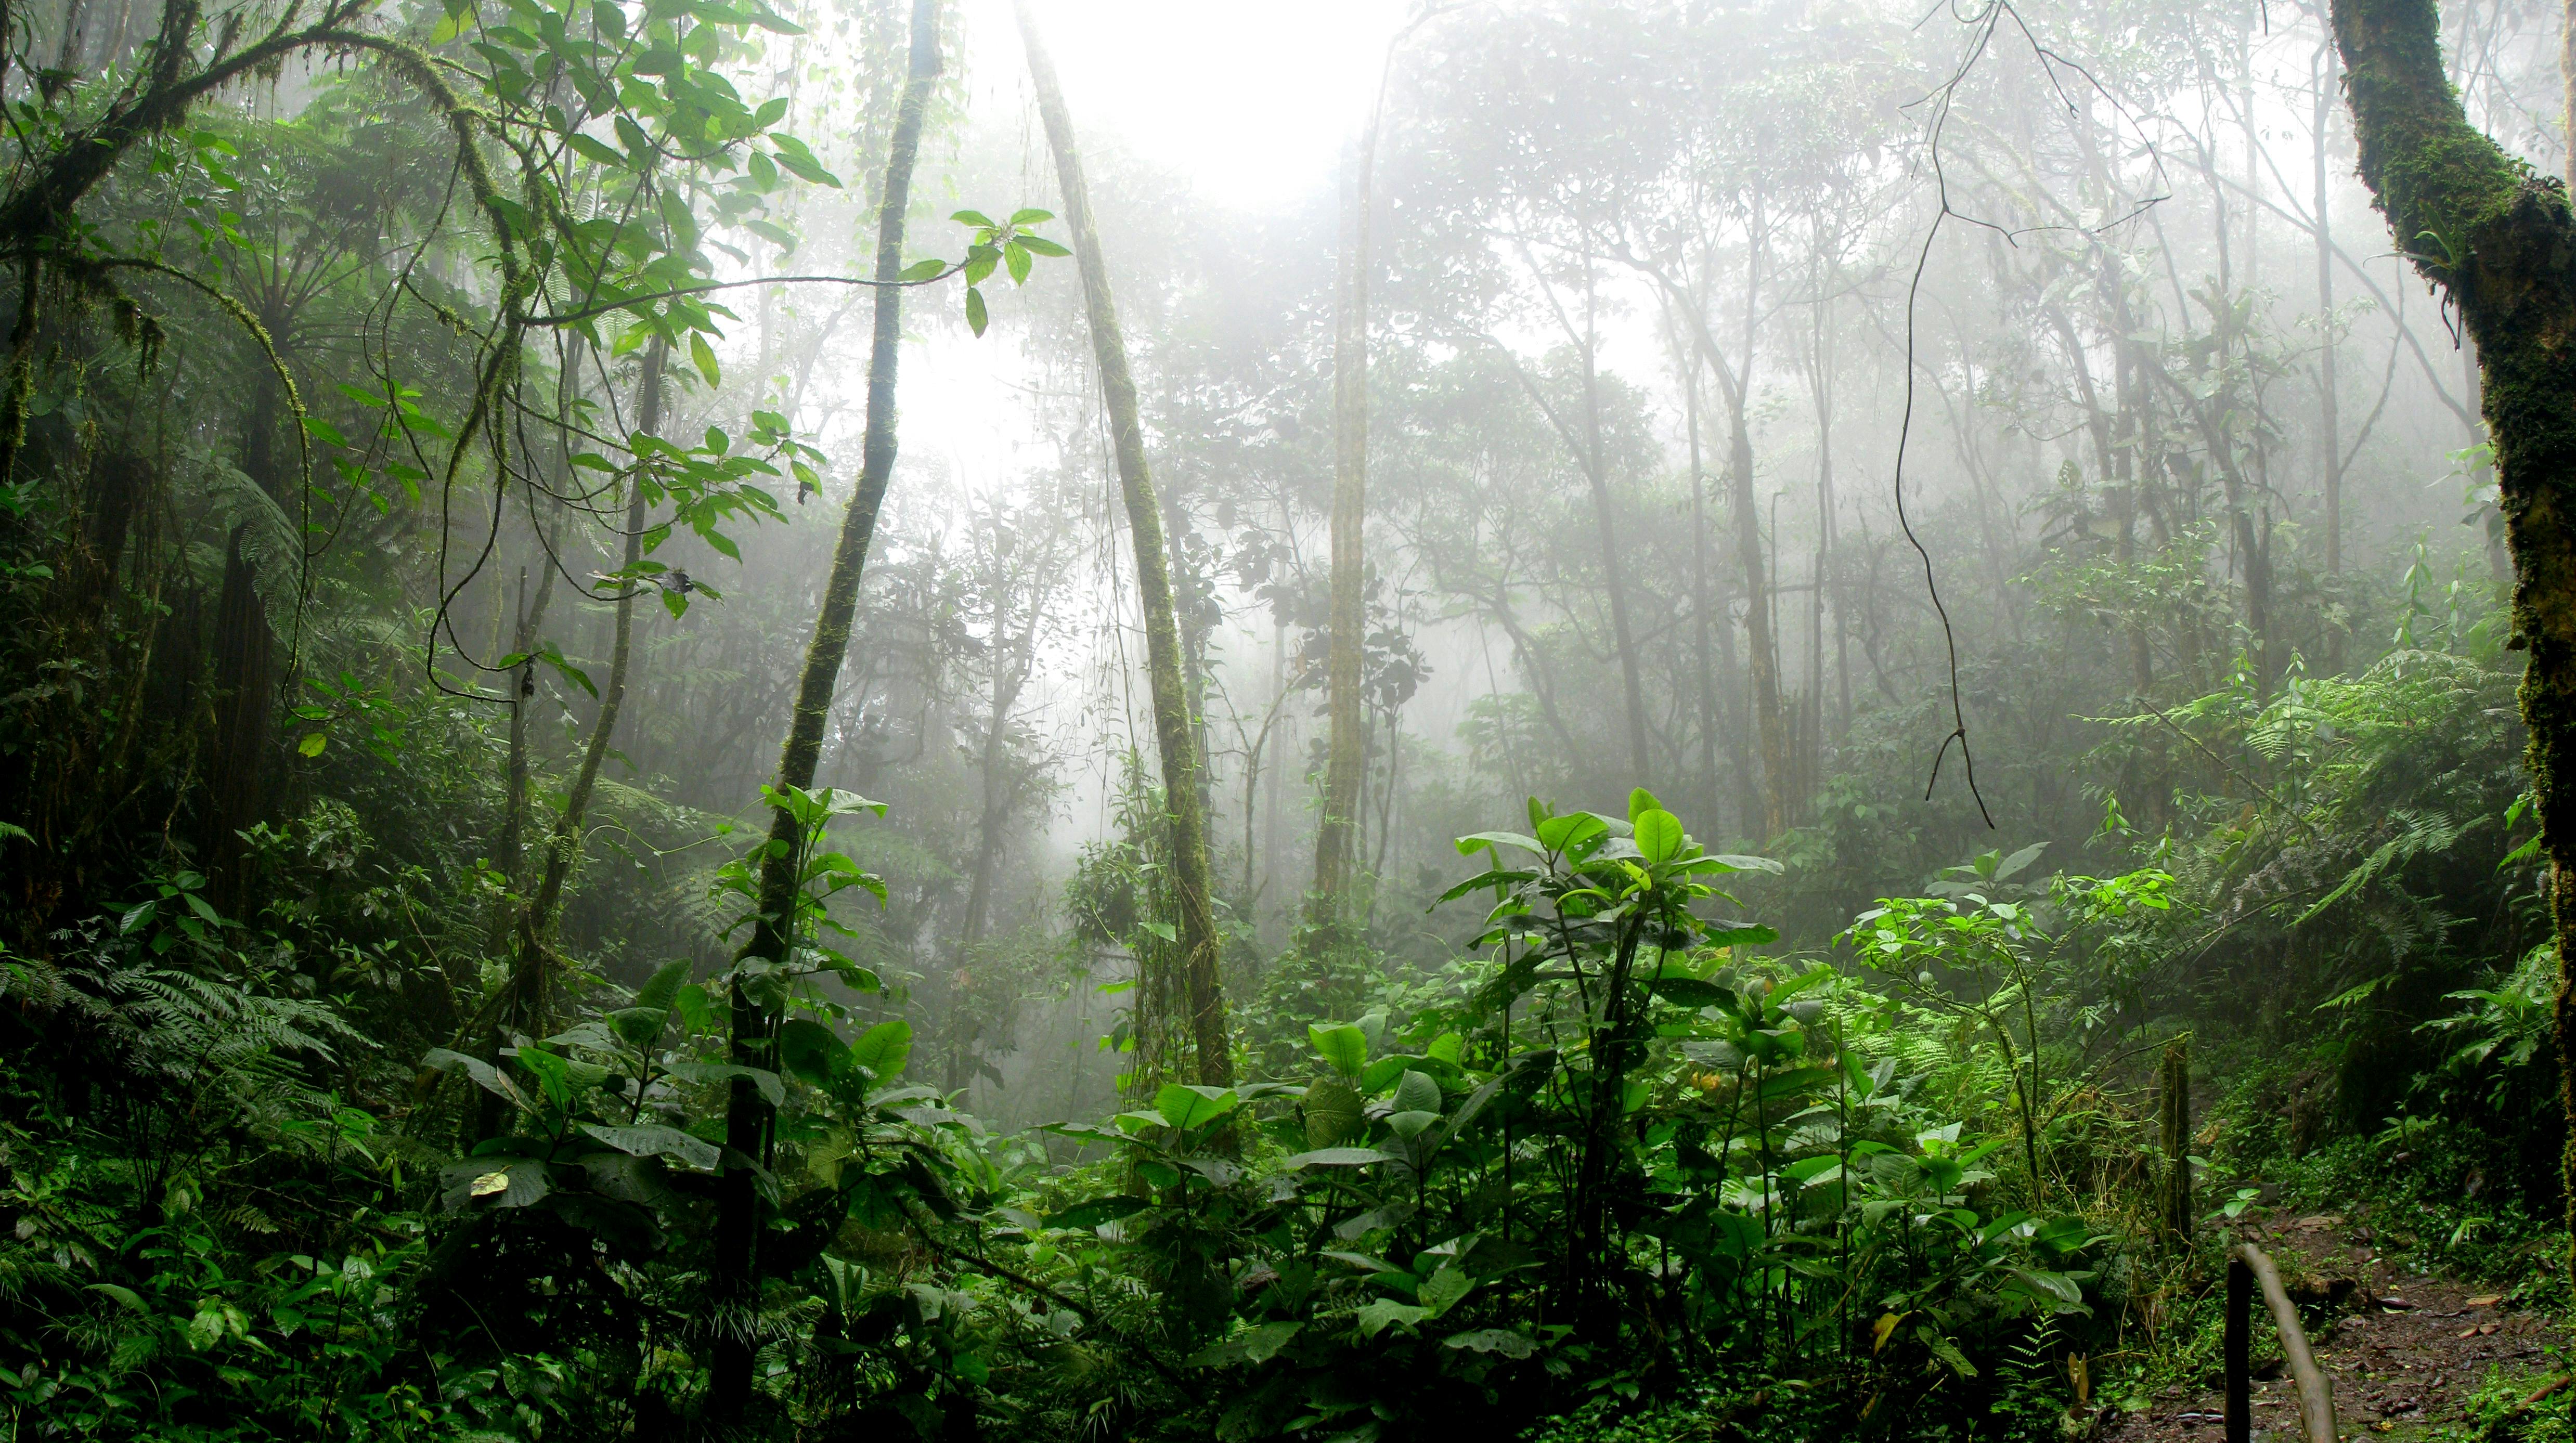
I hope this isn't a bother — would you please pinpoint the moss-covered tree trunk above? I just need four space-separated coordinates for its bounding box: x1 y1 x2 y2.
2331 0 2576 1285
707 0 941 1421
1018 0 1232 1089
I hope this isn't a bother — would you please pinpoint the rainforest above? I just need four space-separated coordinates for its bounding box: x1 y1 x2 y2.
2 0 2573 1438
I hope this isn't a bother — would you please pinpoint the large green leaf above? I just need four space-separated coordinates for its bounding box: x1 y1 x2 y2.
847 1019 912 1081
1393 1069 1442 1115
776 1017 842 1086
1155 1083 1239 1131
1634 809 1684 864
1308 1022 1368 1077
1302 1074 1363 1147
579 1123 718 1171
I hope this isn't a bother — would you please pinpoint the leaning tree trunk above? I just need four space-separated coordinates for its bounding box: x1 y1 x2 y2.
707 0 940 1422
2331 0 2576 1288
1019 0 1231 1089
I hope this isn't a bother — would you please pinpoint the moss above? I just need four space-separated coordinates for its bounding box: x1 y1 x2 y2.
2334 0 2576 1293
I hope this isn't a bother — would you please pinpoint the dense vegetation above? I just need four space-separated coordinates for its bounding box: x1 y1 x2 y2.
0 0 2570 1439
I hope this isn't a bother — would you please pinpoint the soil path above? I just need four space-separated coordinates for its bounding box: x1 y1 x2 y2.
2103 1214 2567 1441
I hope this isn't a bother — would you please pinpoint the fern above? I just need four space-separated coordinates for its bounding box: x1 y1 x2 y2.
193 451 305 644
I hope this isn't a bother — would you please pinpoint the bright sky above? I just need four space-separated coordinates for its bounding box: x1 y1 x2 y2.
963 0 1410 210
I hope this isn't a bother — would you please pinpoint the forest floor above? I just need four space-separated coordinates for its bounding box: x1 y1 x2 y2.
2104 1213 2571 1442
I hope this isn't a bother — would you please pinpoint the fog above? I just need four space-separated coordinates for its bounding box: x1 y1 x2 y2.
4 0 2565 1431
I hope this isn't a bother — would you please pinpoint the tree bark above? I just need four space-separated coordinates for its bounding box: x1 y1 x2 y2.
708 0 941 1421
2331 0 2576 1290
1017 0 1231 1090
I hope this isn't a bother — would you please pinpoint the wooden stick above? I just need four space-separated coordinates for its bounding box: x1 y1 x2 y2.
2235 1243 2336 1443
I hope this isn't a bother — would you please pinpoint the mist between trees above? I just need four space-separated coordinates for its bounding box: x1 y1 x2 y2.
0 0 2570 1438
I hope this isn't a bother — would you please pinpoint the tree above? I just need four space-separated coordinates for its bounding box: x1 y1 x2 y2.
1017 0 1232 1089
2329 0 2576 1282
710 0 942 1420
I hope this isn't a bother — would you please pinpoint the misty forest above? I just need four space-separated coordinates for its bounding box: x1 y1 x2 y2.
14 0 2576 1437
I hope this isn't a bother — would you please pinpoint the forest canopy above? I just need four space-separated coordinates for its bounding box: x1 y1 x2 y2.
0 0 2571 1438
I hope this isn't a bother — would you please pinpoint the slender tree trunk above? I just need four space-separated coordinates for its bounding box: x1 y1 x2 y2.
1684 354 1721 826
2331 0 2576 1292
1805 271 1833 799
1312 134 1371 929
708 0 940 1420
1581 264 1653 783
1724 224 1789 835
2317 38 2345 591
1018 0 1231 1089
961 596 1036 952
497 340 663 1038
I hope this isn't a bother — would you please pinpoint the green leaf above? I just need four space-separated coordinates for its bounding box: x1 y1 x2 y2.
1007 207 1054 226
565 132 627 168
1277 1146 1399 1168
1308 1022 1368 1076
950 209 998 228
1444 1328 1535 1358
847 1019 912 1080
1702 921 1778 948
297 732 327 757
1301 1073 1363 1147
1634 809 1684 864
664 1061 786 1107
1647 976 1728 1008
615 114 655 166
1393 1069 1441 1115
898 257 946 281
689 332 722 387
1353 1297 1431 1338
1419 1264 1474 1317
1016 234 1070 257
964 286 988 337
578 1123 719 1171
1155 1083 1239 1132
1534 812 1607 854
1187 1320 1302 1368
1045 1194 1149 1230
776 1017 842 1086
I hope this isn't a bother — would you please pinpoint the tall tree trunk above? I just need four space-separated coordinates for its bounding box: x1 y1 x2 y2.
1723 225 1790 835
2316 37 2345 591
1580 264 1653 784
1683 353 1721 826
1017 0 1231 1090
205 372 286 911
2331 0 2576 1291
494 340 663 1041
708 0 940 1421
1312 134 1371 929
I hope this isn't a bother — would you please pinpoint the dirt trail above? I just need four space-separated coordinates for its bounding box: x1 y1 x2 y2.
2103 1215 2568 1441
